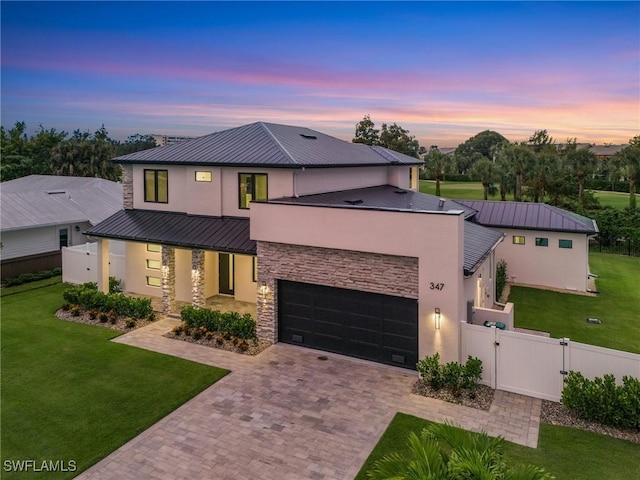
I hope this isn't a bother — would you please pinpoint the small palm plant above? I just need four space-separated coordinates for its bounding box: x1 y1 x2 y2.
367 422 554 480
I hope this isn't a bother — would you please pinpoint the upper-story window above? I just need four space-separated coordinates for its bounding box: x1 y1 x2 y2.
195 171 212 182
238 173 268 209
144 169 168 203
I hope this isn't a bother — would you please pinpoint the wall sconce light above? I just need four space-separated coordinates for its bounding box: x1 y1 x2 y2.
75 225 81 232
434 307 441 330
259 282 269 298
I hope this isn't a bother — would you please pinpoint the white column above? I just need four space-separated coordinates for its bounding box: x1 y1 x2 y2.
96 238 110 293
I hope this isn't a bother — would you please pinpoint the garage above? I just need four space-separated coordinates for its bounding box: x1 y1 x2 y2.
278 280 418 369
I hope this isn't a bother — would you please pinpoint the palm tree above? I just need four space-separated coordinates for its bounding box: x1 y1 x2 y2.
470 157 495 200
423 147 453 197
498 144 534 202
368 422 554 480
566 148 598 206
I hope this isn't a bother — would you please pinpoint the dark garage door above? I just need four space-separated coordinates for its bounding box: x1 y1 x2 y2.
278 280 418 369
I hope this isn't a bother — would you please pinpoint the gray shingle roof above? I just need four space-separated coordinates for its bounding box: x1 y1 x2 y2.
1 175 122 231
85 210 255 255
460 200 598 234
113 122 422 168
269 185 476 217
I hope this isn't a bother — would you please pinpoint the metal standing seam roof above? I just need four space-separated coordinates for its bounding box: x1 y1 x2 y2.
459 200 598 234
464 221 504 276
1 175 123 231
268 185 476 217
84 210 256 255
112 122 423 168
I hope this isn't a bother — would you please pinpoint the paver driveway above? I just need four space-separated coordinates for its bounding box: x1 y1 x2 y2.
77 319 541 480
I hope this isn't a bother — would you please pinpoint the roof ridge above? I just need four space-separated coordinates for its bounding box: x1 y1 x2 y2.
258 122 300 166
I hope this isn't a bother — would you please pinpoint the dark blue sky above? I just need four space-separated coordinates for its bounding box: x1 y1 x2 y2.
2 1 638 145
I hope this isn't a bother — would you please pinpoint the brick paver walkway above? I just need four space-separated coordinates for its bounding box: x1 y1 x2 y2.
77 318 542 480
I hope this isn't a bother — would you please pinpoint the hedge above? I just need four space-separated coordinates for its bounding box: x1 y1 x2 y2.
181 305 256 340
63 282 153 320
3 268 62 287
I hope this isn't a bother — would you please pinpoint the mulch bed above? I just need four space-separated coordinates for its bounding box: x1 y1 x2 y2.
540 399 639 444
164 331 271 356
55 309 156 332
412 380 495 411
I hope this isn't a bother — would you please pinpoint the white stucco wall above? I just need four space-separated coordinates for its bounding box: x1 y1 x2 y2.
250 202 466 363
294 166 389 196
463 253 496 310
125 241 163 297
234 254 257 303
494 229 590 292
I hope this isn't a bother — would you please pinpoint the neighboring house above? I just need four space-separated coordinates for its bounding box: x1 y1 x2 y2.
85 122 593 369
1 175 122 279
460 200 598 292
151 134 194 147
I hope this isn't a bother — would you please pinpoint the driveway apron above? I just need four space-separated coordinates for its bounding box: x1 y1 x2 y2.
77 319 541 480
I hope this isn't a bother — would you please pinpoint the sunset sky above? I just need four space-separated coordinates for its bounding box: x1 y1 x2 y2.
1 1 638 147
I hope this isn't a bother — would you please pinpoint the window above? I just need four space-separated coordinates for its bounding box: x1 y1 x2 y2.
238 173 268 209
59 228 68 248
535 237 549 247
195 171 212 182
252 257 258 283
559 239 573 249
146 244 161 253
512 235 525 245
146 259 161 270
146 276 162 287
144 169 168 203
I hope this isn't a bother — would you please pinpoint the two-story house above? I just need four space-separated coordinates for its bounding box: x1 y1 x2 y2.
85 122 593 369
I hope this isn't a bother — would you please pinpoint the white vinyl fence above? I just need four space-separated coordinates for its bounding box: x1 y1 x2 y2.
461 322 640 402
62 241 125 287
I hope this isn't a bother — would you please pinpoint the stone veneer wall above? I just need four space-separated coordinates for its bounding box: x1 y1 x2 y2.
256 241 419 343
122 164 133 209
191 250 205 307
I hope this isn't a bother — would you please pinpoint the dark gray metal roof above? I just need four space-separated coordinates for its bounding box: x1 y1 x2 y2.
85 210 256 254
1 175 122 231
464 221 504 276
269 185 476 217
113 122 422 168
460 200 598 234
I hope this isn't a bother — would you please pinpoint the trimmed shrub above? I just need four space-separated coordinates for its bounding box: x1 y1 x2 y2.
562 371 640 430
417 353 483 394
62 283 152 319
496 259 508 300
179 306 257 340
2 267 63 287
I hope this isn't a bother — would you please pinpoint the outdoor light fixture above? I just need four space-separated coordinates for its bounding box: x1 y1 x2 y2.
75 225 81 232
259 282 269 298
434 308 441 330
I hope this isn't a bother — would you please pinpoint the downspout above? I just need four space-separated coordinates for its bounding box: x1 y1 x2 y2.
293 167 305 198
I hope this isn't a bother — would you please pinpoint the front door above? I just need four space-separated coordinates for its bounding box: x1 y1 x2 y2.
219 253 234 295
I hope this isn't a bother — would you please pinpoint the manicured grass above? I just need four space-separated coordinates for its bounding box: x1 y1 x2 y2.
1 283 228 479
510 252 640 353
355 413 640 480
419 180 633 210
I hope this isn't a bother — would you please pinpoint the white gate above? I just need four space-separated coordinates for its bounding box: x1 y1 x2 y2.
460 322 640 402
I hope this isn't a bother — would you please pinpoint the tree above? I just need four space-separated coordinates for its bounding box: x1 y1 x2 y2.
527 129 556 153
498 143 535 201
368 422 554 480
612 135 640 209
454 130 508 174
115 134 157 156
470 156 495 200
352 116 421 158
352 114 380 146
379 122 421 158
423 146 453 196
566 146 598 206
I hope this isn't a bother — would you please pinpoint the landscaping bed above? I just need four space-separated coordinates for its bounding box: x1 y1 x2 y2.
412 380 494 410
55 307 155 332
164 328 270 355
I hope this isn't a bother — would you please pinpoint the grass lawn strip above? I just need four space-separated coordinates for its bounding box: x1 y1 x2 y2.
1 283 228 479
510 253 640 354
355 413 640 480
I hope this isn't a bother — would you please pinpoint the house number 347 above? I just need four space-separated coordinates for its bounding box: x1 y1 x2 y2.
430 282 445 290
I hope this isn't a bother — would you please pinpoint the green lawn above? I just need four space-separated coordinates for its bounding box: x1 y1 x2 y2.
419 180 633 209
356 413 640 480
1 283 228 479
510 253 640 353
